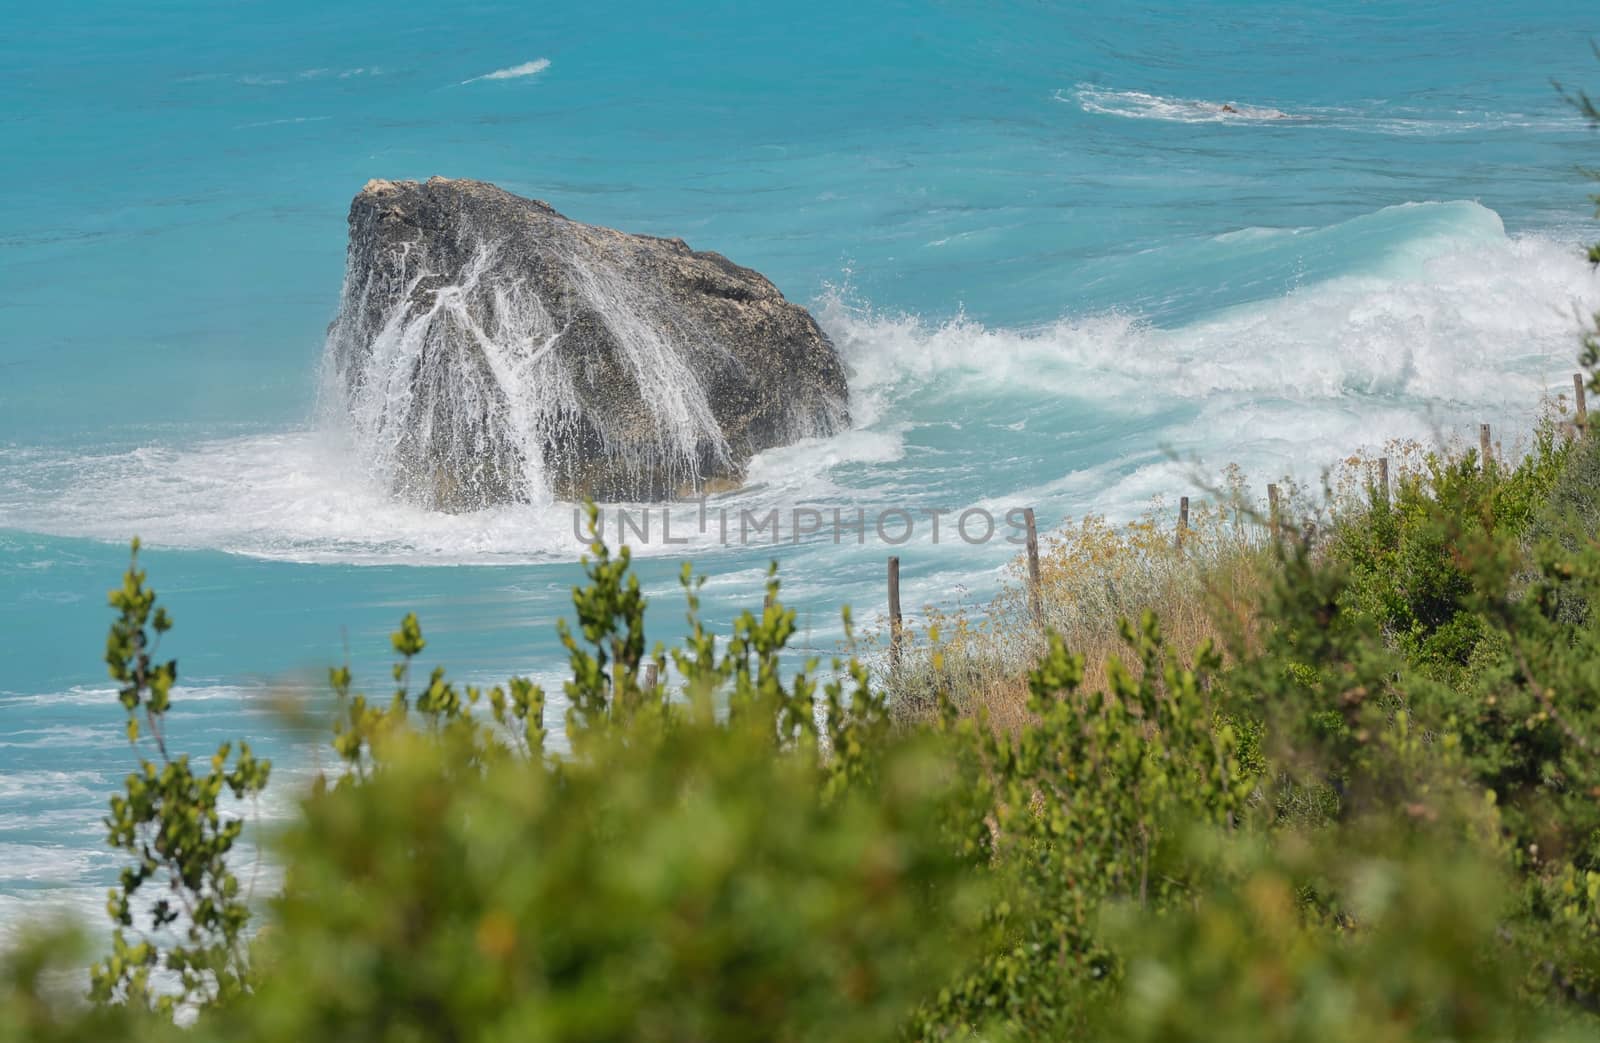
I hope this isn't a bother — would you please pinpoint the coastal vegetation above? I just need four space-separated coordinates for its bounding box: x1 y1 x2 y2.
5 394 1600 1040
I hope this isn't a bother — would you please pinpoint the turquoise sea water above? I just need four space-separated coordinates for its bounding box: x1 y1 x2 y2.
4 0 1600 933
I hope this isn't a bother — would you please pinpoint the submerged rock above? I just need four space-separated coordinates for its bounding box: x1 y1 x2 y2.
323 177 849 511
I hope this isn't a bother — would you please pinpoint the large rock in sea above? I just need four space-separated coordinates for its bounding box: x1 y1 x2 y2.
323 177 849 510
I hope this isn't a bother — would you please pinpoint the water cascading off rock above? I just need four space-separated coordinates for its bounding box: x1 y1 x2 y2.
322 177 850 511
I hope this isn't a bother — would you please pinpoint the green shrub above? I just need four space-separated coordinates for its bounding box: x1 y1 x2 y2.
13 422 1600 1041
1096 823 1587 1043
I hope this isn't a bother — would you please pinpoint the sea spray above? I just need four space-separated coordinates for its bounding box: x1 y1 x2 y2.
0 202 1591 565
320 178 847 510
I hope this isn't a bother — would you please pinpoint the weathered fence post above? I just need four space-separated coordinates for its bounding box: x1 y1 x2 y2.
1378 456 1390 508
1480 423 1493 477
1576 373 1589 431
1176 496 1190 550
1022 507 1042 621
641 662 659 691
887 555 903 670
1267 483 1280 537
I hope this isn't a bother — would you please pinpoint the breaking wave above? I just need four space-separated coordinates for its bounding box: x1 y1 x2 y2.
0 201 1593 564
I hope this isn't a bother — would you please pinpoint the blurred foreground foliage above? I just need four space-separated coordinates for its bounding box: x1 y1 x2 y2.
5 422 1600 1041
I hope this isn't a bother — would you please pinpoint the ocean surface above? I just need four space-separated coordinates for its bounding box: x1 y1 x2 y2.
4 0 1600 938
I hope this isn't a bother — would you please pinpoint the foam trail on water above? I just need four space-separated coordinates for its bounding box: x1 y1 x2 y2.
1064 85 1585 135
1070 85 1302 123
461 59 550 85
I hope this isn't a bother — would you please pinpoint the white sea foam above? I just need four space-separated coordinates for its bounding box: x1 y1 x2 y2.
1069 85 1301 124
235 115 332 130
819 203 1598 519
219 67 381 87
743 428 907 492
0 683 287 711
0 424 897 566
0 203 1592 566
297 67 383 81
0 771 103 804
824 206 1595 409
461 58 551 85
0 844 104 886
1065 84 1584 136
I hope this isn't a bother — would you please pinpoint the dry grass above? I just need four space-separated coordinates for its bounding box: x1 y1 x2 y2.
873 392 1587 735
881 496 1279 733
876 412 1579 733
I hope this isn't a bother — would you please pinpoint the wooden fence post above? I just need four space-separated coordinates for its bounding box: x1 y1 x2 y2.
1576 374 1589 431
1480 423 1493 476
1022 507 1042 621
1267 483 1280 536
887 555 903 670
641 662 658 691
1177 496 1190 550
1378 457 1390 507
